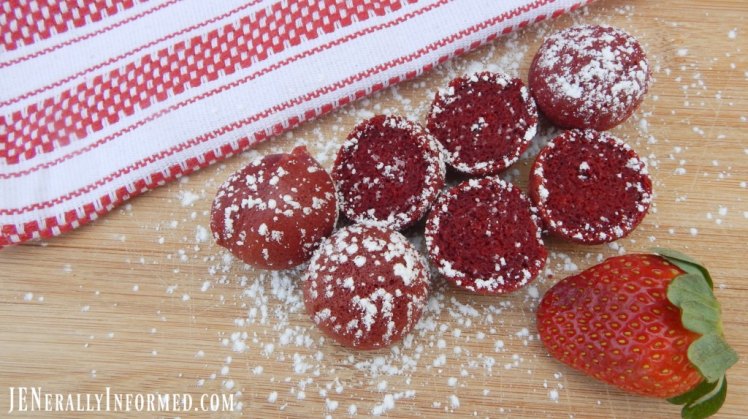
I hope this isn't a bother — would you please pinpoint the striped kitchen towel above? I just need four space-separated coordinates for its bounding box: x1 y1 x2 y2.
0 0 592 246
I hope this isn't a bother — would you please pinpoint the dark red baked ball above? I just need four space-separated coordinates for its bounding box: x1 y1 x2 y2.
529 25 650 131
427 72 538 175
333 115 445 230
303 223 430 350
529 129 653 244
210 146 337 270
425 177 547 295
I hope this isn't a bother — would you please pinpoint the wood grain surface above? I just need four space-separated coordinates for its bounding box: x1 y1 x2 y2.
1 0 747 417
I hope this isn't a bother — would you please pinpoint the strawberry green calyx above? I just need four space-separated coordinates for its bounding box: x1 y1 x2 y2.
654 248 713 288
668 376 727 419
653 248 738 419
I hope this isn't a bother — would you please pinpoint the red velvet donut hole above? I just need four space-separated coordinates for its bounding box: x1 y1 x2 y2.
529 129 653 244
303 224 431 350
333 115 445 230
210 146 337 270
425 177 547 295
529 25 651 131
427 71 538 175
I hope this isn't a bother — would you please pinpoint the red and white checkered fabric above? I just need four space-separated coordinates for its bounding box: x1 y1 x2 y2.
0 0 592 246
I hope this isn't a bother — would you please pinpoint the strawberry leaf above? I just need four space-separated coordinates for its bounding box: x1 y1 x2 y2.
688 335 739 383
681 300 721 335
667 274 721 336
681 375 727 419
659 249 738 418
669 376 728 418
667 273 738 382
653 248 713 289
668 378 719 405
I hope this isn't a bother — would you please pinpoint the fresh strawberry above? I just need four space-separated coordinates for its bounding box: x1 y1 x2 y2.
537 249 737 418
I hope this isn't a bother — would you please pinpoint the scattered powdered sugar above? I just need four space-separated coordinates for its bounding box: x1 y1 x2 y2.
195 225 210 243
449 394 460 409
179 190 201 207
549 388 560 402
190 235 621 415
371 394 394 415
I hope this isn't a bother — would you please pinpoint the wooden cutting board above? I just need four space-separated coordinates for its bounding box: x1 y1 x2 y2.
2 0 747 417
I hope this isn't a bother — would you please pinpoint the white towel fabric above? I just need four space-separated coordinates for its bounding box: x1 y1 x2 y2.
0 0 592 246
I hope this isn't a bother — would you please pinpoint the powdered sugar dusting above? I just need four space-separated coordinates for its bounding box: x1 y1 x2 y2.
333 115 446 231
211 146 337 269
304 224 430 349
531 24 650 130
428 71 539 175
425 177 547 294
530 129 653 244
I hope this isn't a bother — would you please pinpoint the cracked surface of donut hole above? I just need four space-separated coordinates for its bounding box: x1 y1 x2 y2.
333 115 445 230
425 178 547 295
303 223 430 350
210 146 337 269
529 129 653 244
427 72 538 175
